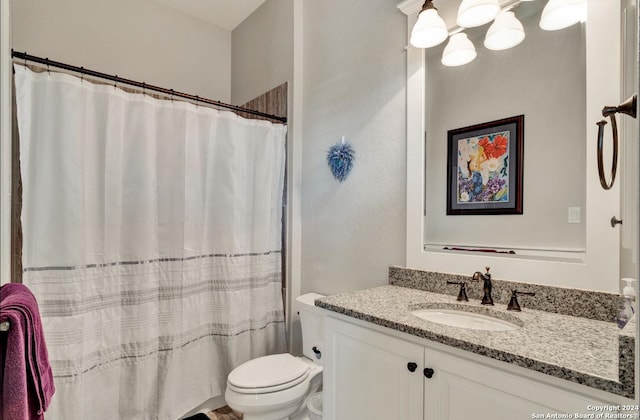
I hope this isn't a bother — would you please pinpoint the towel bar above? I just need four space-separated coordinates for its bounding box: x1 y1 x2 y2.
0 321 10 331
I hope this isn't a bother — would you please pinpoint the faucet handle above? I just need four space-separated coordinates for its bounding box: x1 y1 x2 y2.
471 267 491 282
446 281 469 302
507 290 536 311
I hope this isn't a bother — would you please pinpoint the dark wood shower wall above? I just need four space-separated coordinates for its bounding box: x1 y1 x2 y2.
239 83 289 310
10 75 22 284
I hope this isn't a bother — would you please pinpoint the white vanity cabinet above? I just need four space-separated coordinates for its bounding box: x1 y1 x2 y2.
422 348 605 420
323 315 613 420
322 315 424 420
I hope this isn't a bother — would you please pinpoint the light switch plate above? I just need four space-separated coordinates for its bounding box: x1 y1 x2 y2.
568 207 581 224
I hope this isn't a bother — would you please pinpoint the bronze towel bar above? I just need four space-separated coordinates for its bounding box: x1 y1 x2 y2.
596 94 637 190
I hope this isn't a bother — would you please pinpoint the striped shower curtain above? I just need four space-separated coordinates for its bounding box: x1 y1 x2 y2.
13 64 287 420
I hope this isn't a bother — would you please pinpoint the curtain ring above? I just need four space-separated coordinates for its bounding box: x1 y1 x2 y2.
596 114 619 190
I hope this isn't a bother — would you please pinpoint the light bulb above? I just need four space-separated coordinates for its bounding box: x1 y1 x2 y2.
484 11 525 50
539 0 587 31
410 9 449 48
442 33 477 67
457 0 501 28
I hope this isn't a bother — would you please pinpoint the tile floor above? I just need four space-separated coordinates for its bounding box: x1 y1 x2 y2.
183 406 242 420
206 406 242 420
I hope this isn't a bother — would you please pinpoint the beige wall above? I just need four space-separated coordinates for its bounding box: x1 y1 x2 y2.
231 0 293 106
11 0 231 102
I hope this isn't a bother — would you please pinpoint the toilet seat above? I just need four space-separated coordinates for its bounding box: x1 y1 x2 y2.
227 354 311 395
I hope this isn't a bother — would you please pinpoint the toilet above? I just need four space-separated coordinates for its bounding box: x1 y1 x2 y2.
225 293 325 420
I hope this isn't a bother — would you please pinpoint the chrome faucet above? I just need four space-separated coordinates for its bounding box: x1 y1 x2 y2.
472 267 493 305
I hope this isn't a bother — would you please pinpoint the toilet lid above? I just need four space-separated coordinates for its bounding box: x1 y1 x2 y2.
228 354 310 390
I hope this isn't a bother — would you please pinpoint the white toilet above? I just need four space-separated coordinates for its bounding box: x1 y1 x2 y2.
225 293 325 420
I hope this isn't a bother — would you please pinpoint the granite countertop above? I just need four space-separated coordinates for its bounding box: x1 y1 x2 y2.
316 285 635 398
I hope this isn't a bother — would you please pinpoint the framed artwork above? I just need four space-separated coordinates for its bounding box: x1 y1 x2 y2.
446 115 524 215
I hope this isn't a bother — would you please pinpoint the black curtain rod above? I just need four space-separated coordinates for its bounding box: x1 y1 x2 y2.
11 50 287 124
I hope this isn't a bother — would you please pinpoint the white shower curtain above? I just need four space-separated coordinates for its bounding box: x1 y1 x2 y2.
14 64 287 420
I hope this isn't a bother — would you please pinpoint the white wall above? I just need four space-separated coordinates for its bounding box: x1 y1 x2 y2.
11 0 231 102
301 0 407 295
231 0 293 106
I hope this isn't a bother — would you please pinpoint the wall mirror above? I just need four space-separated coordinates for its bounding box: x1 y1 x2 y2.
399 0 638 292
424 1 585 258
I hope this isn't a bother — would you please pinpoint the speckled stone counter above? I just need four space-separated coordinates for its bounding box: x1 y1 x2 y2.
316 285 635 399
389 266 623 322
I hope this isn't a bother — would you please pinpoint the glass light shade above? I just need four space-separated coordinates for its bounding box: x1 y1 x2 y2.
484 11 526 50
457 0 501 28
441 33 477 67
410 9 449 48
539 0 587 31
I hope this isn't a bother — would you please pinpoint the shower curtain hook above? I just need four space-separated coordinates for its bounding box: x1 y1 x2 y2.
142 82 146 96
23 52 27 68
46 59 50 77
170 89 174 102
114 76 118 91
195 95 199 108
80 67 84 83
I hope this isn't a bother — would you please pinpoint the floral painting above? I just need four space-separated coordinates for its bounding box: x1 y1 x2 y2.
447 116 523 215
457 132 509 204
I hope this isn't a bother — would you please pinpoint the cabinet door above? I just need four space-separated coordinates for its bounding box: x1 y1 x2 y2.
423 348 607 420
323 317 424 420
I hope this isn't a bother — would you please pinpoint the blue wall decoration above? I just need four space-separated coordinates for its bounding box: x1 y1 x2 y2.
327 136 355 182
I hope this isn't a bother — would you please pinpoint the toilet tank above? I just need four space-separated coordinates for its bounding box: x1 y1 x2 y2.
295 293 325 365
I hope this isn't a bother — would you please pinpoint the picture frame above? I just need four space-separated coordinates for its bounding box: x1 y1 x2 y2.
446 115 524 215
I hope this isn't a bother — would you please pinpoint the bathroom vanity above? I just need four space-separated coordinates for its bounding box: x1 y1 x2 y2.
317 270 636 420
316 1 639 418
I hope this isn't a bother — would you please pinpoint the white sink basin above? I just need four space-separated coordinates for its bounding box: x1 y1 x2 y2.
411 308 521 331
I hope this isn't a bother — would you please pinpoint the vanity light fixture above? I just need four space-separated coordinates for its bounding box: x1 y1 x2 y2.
409 0 583 67
484 10 525 50
410 0 449 48
456 0 501 28
442 32 477 67
539 0 587 31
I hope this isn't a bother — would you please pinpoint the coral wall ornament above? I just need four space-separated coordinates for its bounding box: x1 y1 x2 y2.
327 136 355 182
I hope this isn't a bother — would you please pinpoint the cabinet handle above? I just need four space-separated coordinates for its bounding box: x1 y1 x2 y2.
407 362 418 372
423 367 435 378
